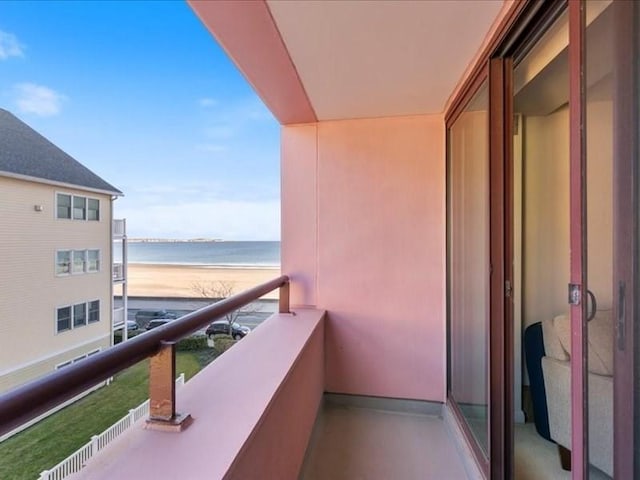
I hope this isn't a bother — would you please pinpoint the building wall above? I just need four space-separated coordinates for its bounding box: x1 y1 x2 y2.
282 114 446 402
522 100 613 324
0 176 113 391
224 312 324 480
0 336 110 392
522 108 570 330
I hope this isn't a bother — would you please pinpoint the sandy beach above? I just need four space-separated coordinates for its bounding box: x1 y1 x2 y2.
126 264 282 299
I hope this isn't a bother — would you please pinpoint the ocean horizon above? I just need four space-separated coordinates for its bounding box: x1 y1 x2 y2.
118 240 281 267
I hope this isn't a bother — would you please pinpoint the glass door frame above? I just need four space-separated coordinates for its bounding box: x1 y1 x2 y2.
446 0 638 478
568 1 587 477
611 1 638 477
445 65 491 477
570 1 637 477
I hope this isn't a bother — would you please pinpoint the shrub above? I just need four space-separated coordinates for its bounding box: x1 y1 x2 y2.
176 335 209 351
113 329 143 345
212 334 237 355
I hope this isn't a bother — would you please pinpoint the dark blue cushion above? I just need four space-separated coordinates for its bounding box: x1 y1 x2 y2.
524 322 552 441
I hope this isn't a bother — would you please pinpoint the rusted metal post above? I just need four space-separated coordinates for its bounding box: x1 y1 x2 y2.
145 341 192 432
279 281 290 314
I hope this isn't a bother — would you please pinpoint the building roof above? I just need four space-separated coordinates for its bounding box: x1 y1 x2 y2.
0 108 122 195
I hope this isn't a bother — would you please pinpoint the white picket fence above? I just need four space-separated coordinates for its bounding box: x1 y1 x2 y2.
38 373 186 480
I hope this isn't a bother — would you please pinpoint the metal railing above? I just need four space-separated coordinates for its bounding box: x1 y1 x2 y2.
0 275 290 436
112 219 126 237
113 307 125 327
112 263 125 282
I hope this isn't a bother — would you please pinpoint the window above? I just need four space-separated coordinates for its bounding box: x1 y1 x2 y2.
88 300 100 323
88 198 100 221
87 349 100 356
57 301 100 333
73 196 87 220
56 194 71 219
57 250 100 276
73 303 87 327
87 249 100 272
57 306 71 332
73 250 86 274
57 193 100 221
56 250 71 275
56 361 72 370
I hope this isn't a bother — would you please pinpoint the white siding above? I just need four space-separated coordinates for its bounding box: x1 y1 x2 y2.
0 176 113 390
0 336 110 392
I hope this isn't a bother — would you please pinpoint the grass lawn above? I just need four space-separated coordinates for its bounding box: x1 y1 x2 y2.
0 350 214 480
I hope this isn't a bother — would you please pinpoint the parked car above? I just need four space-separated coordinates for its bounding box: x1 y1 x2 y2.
135 309 177 323
146 319 174 330
126 320 139 331
206 320 251 340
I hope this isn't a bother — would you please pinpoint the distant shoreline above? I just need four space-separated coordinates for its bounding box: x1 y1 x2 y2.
128 262 280 270
127 238 280 243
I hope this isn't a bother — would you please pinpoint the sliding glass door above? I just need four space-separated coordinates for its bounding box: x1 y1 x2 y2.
447 81 490 468
446 1 639 477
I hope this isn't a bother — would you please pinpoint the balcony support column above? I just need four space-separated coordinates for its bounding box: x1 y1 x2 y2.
145 341 193 432
279 281 290 314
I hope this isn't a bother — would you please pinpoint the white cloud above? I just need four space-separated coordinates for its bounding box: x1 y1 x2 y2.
0 30 25 60
14 83 66 117
198 97 218 108
114 199 280 241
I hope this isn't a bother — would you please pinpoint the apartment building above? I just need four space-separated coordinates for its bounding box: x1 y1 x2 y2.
0 108 122 394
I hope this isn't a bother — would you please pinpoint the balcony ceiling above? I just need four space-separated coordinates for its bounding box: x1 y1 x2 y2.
189 0 506 124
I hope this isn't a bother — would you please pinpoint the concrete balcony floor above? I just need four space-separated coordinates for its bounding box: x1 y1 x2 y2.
300 396 469 480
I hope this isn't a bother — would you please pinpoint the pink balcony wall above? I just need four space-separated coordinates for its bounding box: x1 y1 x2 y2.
71 310 325 480
282 114 446 402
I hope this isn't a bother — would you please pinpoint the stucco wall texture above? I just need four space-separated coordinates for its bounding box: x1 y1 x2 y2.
282 114 446 402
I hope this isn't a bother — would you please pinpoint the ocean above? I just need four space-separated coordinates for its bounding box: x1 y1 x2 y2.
120 241 280 267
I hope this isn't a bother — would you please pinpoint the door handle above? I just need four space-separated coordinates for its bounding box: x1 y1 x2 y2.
617 282 626 350
586 289 597 322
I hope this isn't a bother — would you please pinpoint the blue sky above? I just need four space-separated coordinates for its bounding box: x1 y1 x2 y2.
0 1 281 240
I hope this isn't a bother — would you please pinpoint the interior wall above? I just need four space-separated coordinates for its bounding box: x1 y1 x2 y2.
281 114 446 402
522 97 613 330
522 106 570 328
586 95 613 309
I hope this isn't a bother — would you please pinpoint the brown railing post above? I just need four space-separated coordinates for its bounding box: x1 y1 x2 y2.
279 281 290 314
145 342 192 432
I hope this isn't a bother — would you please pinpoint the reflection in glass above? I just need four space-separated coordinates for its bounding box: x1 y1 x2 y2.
512 9 570 478
585 1 614 477
448 82 489 455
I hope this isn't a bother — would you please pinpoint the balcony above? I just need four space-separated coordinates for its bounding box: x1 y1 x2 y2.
112 219 126 238
112 307 125 328
112 263 125 283
0 277 472 479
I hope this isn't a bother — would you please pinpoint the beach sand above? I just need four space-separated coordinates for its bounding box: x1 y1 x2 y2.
125 264 282 299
